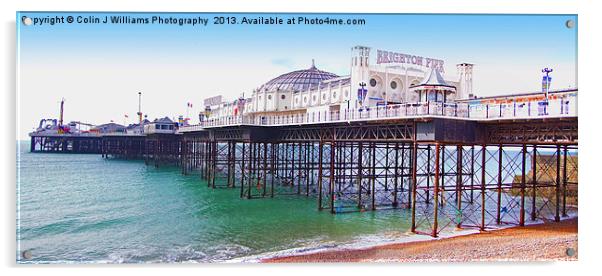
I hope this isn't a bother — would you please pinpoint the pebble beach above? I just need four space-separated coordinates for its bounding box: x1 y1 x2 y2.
263 218 578 262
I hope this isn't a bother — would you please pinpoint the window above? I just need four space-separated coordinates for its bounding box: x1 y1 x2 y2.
333 92 337 98
370 78 377 87
268 95 272 100
390 81 397 89
344 90 349 97
304 96 308 103
313 95 317 102
322 94 327 101
281 94 286 100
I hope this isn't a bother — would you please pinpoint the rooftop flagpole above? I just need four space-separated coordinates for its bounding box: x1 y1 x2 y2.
137 92 143 126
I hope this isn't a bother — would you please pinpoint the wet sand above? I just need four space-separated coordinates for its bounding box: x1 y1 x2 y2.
263 218 578 262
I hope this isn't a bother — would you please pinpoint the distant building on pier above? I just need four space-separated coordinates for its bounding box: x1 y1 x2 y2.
92 122 126 134
206 45 473 121
144 117 177 134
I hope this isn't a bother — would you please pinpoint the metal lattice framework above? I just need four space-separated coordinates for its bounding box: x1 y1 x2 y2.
277 122 414 142
88 116 579 237
485 119 577 144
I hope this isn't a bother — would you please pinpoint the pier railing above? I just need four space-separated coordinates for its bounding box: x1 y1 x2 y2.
179 98 576 132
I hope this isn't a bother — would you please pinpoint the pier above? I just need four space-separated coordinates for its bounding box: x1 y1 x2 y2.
29 133 102 154
29 96 578 238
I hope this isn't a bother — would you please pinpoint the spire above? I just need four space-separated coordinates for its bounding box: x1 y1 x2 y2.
311 59 316 69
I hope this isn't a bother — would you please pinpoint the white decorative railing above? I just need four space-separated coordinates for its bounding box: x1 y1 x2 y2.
178 97 577 133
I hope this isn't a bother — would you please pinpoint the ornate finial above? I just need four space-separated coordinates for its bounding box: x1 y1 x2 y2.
311 59 316 69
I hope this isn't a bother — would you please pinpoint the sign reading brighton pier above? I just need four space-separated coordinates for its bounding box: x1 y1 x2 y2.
376 49 445 73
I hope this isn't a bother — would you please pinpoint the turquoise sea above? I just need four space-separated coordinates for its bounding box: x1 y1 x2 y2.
16 141 415 263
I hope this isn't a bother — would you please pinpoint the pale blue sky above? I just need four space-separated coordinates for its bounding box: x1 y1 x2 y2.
17 12 577 139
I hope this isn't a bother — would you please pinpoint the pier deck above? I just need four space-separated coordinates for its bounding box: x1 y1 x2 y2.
28 101 578 238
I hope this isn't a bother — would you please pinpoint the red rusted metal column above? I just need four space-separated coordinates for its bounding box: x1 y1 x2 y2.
287 143 296 192
240 142 246 198
357 142 364 209
263 142 268 197
426 145 431 204
336 142 342 193
297 142 302 194
371 142 377 211
497 145 503 224
203 142 208 180
270 143 275 198
562 145 568 217
393 142 400 207
205 141 211 186
190 140 194 173
283 143 289 185
456 145 463 229
208 142 212 181
306 142 311 196
189 140 194 173
230 141 236 186
481 144 486 231
199 141 203 178
329 141 336 214
274 143 280 179
248 142 255 199
211 142 217 189
410 142 418 233
198 140 202 170
432 143 441 237
384 143 390 193
555 145 561 222
181 140 186 174
470 145 475 204
204 142 209 185
309 143 314 196
405 143 411 209
520 144 526 226
225 141 231 186
531 145 537 221
317 141 324 210
207 142 212 185
440 145 445 206
180 140 186 175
